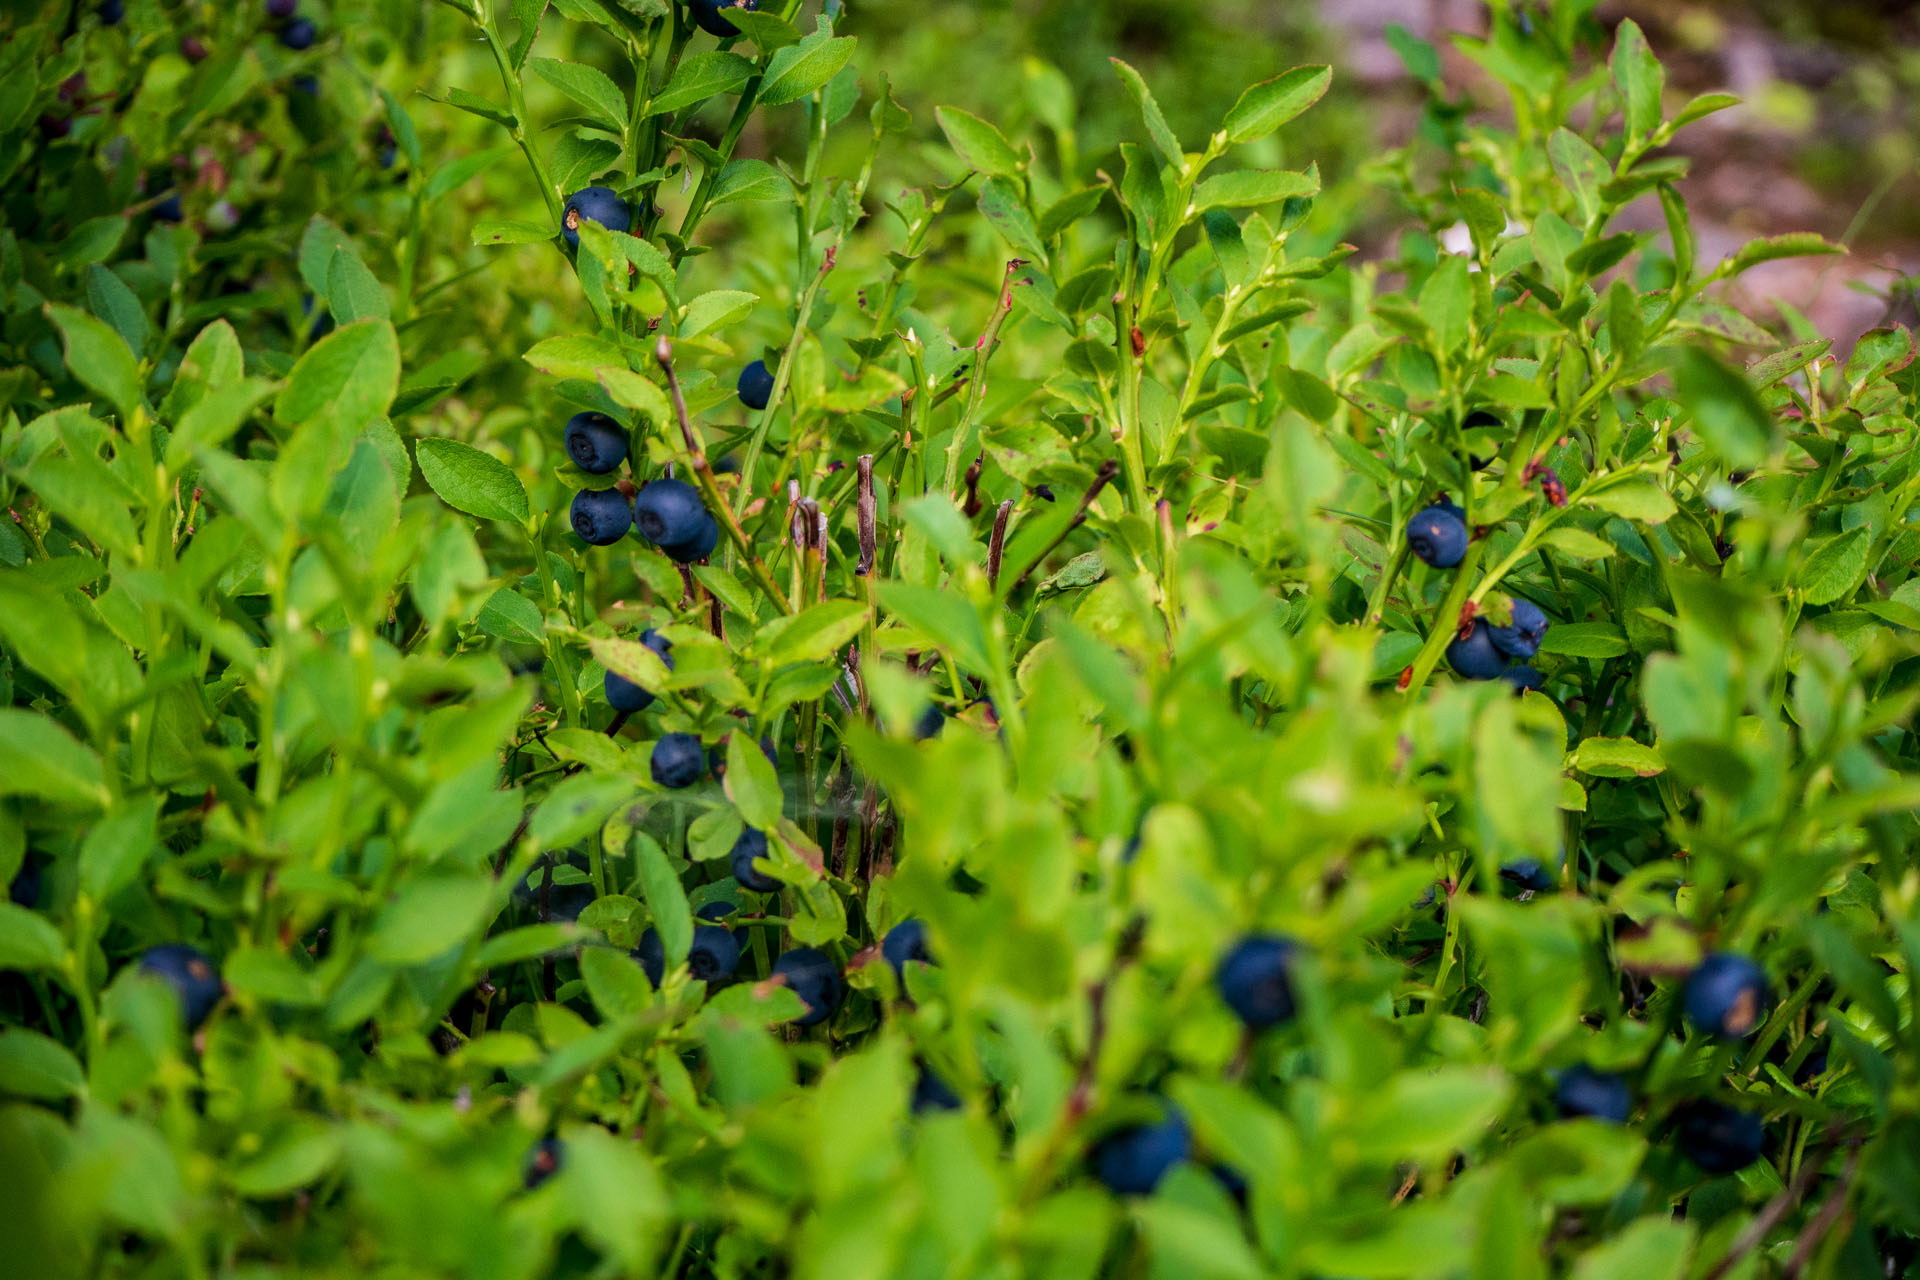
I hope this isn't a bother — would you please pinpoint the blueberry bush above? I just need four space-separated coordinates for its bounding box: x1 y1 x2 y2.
2 0 1919 1276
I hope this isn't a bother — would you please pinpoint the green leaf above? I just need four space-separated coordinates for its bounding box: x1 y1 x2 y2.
298 215 353 300
522 333 626 381
1569 736 1665 778
0 709 108 808
760 599 868 666
228 1123 341 1197
1670 92 1740 131
1798 526 1872 606
528 57 629 133
1547 128 1609 227
935 105 1024 177
1537 621 1629 658
46 303 142 421
1346 1066 1514 1163
710 158 790 207
1418 254 1472 355
597 367 671 426
1572 1218 1693 1280
680 289 758 340
1037 186 1108 242
1220 65 1332 144
631 831 690 970
0 1027 85 1100
1585 480 1675 524
164 377 276 469
86 264 151 358
1673 346 1774 469
1190 165 1319 213
758 28 857 108
366 874 495 966
0 904 67 972
275 319 400 429
1722 232 1844 278
581 945 654 1015
415 438 530 523
1109 58 1182 167
473 218 555 247
1609 20 1664 139
79 795 160 901
325 248 388 324
476 587 545 644
877 583 991 673
591 634 670 690
650 51 756 116
978 176 1047 264
723 733 782 831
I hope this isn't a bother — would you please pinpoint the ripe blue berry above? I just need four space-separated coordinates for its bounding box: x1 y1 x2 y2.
737 359 774 410
1683 952 1769 1039
100 0 124 24
912 1065 962 1113
153 193 183 223
604 628 672 713
634 903 741 987
291 74 320 96
523 1136 563 1189
730 828 779 893
570 488 632 545
1488 599 1549 659
1554 1065 1630 1123
1673 1099 1765 1174
1446 620 1508 680
914 704 947 740
561 185 631 249
278 17 316 48
1408 503 1468 568
1215 934 1299 1030
660 513 719 564
1499 858 1555 894
688 0 759 38
10 859 40 908
1092 1105 1190 1195
139 943 223 1031
650 732 705 789
1503 665 1545 693
633 478 710 548
881 918 932 981
564 411 627 474
267 0 297 17
770 947 843 1026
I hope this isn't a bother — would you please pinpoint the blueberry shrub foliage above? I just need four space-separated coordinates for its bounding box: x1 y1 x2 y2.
2 0 1920 1275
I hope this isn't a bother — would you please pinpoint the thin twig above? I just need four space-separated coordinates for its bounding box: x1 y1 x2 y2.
654 338 792 615
855 454 877 577
987 500 1012 588
1005 460 1119 594
1782 1145 1863 1279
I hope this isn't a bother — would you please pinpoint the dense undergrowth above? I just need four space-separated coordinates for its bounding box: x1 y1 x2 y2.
1 0 1919 1276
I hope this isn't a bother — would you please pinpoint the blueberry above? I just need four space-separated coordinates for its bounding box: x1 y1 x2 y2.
1488 599 1548 659
1554 1065 1630 1123
688 0 759 38
737 359 774 411
912 1065 963 1113
1446 621 1508 680
1683 952 1769 1039
1215 934 1299 1030
1672 1099 1766 1174
913 704 947 740
99 0 124 24
379 144 398 170
153 193 183 223
1503 665 1545 693
561 185 632 250
267 0 297 16
1092 1105 1190 1195
730 827 779 893
292 74 320 96
650 732 705 789
564 411 628 475
713 454 742 475
278 17 316 48
604 629 671 714
513 866 596 922
881 919 932 981
660 514 719 564
1408 503 1469 568
523 1136 563 1189
634 906 740 987
570 488 632 546
9 859 40 908
770 947 843 1026
1499 858 1555 894
1793 1048 1828 1087
633 478 710 548
1463 409 1501 431
139 943 223 1031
